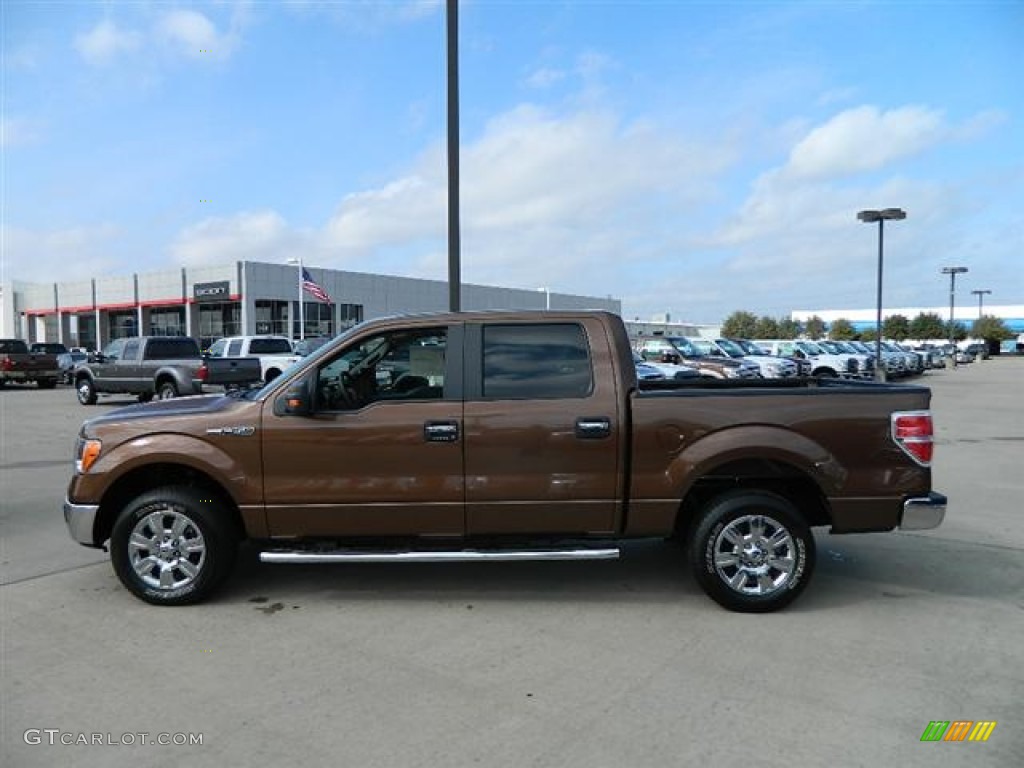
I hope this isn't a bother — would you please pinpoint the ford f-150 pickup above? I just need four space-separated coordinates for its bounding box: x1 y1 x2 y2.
63 311 946 612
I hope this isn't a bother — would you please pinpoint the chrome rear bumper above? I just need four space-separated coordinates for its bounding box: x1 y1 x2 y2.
901 492 947 531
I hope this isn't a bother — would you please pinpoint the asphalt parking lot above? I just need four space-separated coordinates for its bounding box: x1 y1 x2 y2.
2 360 1022 768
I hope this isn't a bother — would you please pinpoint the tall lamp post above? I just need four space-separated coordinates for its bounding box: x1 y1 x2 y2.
286 257 304 341
971 289 992 318
941 266 968 348
857 208 906 381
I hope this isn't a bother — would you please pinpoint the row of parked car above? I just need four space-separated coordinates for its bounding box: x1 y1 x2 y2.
631 335 941 382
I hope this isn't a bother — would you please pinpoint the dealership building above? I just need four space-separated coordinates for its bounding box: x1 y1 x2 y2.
1 261 620 351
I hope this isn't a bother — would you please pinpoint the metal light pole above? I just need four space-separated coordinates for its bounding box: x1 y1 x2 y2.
446 0 461 312
287 257 304 341
971 289 992 318
537 287 551 310
941 266 968 348
857 208 906 381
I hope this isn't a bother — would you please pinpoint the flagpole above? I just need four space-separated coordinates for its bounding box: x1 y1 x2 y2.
298 257 304 340
287 257 304 341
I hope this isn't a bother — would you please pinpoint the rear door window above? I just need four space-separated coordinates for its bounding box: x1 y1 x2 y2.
481 324 592 399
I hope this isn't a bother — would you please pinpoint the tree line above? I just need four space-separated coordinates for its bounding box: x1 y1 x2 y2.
720 311 1014 343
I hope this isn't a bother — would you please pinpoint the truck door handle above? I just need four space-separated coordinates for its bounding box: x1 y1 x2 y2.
575 418 612 439
424 421 460 443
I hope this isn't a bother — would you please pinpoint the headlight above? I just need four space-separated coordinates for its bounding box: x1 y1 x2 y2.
75 437 102 474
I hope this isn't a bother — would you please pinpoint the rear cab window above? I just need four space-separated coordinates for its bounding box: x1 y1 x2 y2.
143 338 202 360
249 338 292 354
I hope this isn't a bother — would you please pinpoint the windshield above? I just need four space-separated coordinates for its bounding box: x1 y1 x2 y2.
817 341 844 354
797 341 824 355
732 339 766 355
244 323 363 400
665 337 700 357
714 338 747 357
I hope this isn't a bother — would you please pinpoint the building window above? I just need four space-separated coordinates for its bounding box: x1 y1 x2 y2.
72 314 98 352
150 308 185 337
255 300 290 336
198 303 241 349
294 301 337 339
338 303 363 331
109 311 139 340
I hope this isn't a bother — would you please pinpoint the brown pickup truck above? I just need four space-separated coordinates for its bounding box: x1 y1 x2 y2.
63 311 945 612
0 339 60 388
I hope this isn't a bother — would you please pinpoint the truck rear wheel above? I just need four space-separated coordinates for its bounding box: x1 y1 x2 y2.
110 486 238 605
156 381 178 400
689 491 815 613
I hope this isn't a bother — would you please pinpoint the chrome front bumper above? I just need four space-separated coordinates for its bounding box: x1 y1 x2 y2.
900 492 947 531
64 498 100 546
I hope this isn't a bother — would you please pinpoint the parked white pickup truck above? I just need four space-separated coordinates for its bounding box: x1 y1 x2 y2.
206 335 300 383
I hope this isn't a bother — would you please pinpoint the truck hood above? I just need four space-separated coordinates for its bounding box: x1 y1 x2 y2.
84 394 237 428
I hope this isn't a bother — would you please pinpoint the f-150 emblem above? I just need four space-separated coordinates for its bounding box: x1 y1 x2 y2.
206 426 255 436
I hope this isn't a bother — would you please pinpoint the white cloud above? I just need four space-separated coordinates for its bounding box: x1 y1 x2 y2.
2 225 123 283
525 68 566 89
156 9 237 60
73 7 249 66
784 105 946 180
320 104 733 289
74 20 142 65
148 102 732 301
1 117 43 148
167 211 298 266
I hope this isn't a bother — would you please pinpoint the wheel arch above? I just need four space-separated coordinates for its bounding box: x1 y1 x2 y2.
668 426 840 538
93 463 245 546
676 458 831 540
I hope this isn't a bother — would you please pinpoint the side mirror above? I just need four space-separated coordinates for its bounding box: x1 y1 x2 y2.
275 378 312 417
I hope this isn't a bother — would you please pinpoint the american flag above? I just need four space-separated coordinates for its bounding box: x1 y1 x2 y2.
301 267 332 303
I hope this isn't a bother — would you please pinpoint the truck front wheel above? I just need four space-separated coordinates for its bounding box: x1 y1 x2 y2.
110 486 238 605
689 491 815 613
76 378 97 405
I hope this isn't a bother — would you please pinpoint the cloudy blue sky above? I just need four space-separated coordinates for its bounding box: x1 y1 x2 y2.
3 0 1021 322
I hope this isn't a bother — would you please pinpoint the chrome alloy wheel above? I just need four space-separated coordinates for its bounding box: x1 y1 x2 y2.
128 507 207 591
712 514 796 596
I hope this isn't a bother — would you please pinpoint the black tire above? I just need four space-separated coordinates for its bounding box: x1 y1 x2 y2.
38 379 58 389
688 490 815 613
138 392 154 403
813 369 838 380
156 380 178 400
110 486 238 606
264 369 280 383
76 377 97 405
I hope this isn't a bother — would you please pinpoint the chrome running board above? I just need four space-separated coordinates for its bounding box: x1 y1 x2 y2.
260 547 620 564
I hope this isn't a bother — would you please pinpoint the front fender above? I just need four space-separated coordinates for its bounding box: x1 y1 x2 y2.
72 432 262 508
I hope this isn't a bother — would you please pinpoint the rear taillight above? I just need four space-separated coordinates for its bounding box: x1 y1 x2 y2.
197 363 208 382
1 358 12 371
892 411 934 466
